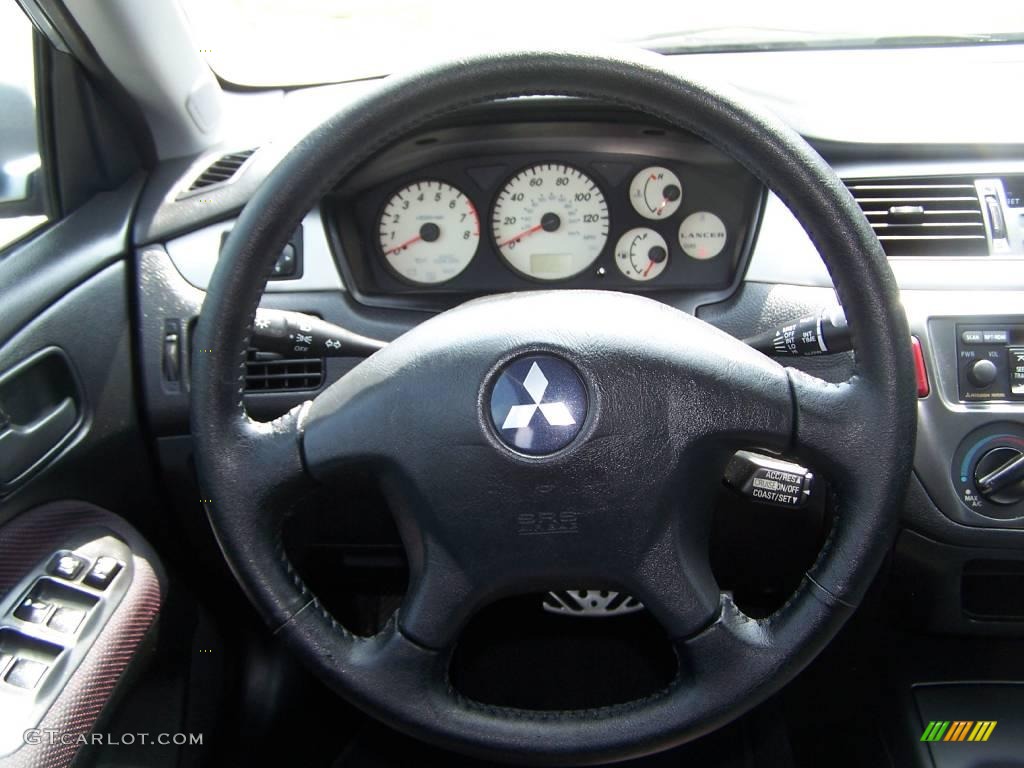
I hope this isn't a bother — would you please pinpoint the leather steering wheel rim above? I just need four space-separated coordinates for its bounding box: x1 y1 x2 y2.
191 47 916 765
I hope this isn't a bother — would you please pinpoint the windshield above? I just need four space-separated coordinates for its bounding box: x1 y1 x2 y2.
180 0 1024 87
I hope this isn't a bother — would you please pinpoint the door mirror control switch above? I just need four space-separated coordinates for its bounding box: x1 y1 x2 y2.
49 552 86 581
83 557 122 590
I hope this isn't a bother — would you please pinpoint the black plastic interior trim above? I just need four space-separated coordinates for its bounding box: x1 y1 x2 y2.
0 261 159 525
811 138 1024 165
0 346 85 495
33 0 155 168
135 99 763 247
325 121 765 312
0 175 142 350
33 30 60 221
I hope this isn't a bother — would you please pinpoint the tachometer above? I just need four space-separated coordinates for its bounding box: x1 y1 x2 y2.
377 180 479 284
492 164 608 281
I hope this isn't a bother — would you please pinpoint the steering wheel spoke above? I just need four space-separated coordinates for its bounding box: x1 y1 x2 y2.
629 516 721 640
677 580 854 700
225 406 312 516
788 370 874 486
398 543 481 650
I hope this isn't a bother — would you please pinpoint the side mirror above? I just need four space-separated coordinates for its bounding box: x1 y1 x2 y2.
0 82 44 217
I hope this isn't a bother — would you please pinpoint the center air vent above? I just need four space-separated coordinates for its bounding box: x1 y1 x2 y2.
244 351 322 392
845 177 987 257
186 149 256 193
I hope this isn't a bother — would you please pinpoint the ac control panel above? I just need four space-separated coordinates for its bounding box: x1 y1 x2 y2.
956 322 1024 402
951 422 1024 521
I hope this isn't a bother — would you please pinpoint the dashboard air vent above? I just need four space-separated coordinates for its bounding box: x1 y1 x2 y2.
187 149 256 192
244 351 322 392
845 177 987 257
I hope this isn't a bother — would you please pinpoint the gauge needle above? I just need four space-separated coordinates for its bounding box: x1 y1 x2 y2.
497 223 543 248
384 234 422 255
643 259 656 277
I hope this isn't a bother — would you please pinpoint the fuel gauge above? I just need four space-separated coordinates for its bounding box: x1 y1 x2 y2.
614 228 668 281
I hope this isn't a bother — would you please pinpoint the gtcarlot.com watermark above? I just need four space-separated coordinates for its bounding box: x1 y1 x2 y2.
24 730 203 747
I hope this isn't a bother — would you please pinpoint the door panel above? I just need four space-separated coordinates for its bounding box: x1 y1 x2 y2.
0 7 175 763
0 347 83 493
0 169 171 768
0 178 142 351
0 255 158 523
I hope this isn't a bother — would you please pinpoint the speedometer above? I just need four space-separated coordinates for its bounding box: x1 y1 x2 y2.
377 180 479 285
492 164 608 281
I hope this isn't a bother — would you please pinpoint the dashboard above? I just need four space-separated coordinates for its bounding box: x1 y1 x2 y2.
133 52 1024 602
328 121 762 308
113 40 1024 659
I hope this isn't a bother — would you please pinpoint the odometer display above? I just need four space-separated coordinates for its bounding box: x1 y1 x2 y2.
491 164 609 281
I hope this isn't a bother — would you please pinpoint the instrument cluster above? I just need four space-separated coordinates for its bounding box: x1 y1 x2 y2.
330 122 763 307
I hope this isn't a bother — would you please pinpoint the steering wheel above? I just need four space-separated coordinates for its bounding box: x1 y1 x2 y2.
191 48 916 764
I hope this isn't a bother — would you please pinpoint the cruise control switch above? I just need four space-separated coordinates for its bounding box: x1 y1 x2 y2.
251 309 385 359
744 308 851 357
724 451 814 509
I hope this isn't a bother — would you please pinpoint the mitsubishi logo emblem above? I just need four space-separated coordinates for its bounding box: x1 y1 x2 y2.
489 355 587 455
501 362 577 429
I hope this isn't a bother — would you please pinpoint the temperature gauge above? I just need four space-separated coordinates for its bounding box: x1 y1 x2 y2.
614 228 668 281
629 166 682 220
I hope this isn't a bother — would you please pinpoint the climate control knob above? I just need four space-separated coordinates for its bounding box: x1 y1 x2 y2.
973 447 1024 505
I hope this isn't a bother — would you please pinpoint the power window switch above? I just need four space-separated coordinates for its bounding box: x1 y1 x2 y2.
47 607 86 635
49 552 86 581
5 659 47 690
13 597 53 624
83 557 122 590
